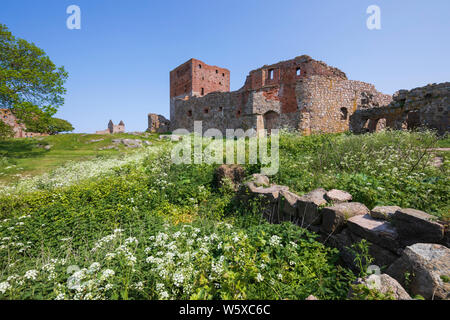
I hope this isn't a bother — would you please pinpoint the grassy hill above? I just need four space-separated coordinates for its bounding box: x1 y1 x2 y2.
0 133 161 184
0 130 448 300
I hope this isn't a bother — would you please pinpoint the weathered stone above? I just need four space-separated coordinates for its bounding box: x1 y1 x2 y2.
147 113 170 133
296 188 327 227
370 206 402 220
0 108 49 138
95 120 125 134
214 164 245 190
89 139 104 143
325 189 352 203
280 190 302 222
159 135 182 142
240 182 288 224
249 173 270 187
305 295 319 300
347 214 400 251
143 140 152 146
348 274 411 300
349 233 401 268
44 145 52 150
321 202 369 234
392 208 444 245
386 243 450 300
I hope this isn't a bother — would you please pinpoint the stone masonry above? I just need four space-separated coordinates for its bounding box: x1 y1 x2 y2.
0 108 48 138
95 120 125 134
167 55 392 135
350 82 449 135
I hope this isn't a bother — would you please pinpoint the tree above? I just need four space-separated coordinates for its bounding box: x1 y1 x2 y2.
0 23 68 137
0 120 13 140
47 118 74 135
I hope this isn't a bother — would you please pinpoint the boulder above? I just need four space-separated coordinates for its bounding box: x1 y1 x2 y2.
348 274 411 300
305 295 319 300
347 214 400 251
239 181 288 224
280 190 303 222
370 206 402 220
392 208 444 245
214 164 245 190
386 243 450 300
44 145 52 150
143 140 152 146
349 232 401 269
325 189 352 203
296 188 327 227
321 202 369 234
159 135 182 142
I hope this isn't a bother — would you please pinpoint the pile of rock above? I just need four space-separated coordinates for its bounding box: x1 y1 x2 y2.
231 169 449 300
111 139 152 148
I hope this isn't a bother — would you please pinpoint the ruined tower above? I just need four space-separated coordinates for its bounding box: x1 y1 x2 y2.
169 58 230 121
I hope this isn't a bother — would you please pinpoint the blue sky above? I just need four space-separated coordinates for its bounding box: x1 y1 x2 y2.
1 0 449 133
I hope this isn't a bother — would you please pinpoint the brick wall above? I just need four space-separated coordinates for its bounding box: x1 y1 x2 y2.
0 108 48 138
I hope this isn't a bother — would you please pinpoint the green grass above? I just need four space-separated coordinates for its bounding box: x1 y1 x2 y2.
0 130 448 300
0 133 161 184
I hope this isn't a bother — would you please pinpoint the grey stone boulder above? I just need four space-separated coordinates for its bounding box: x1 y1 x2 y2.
143 140 152 146
240 181 288 224
347 214 400 252
296 188 327 227
392 208 444 245
370 206 402 220
349 274 411 300
386 243 450 300
321 202 370 234
349 232 401 269
325 189 352 203
159 135 182 142
280 190 303 222
44 145 52 150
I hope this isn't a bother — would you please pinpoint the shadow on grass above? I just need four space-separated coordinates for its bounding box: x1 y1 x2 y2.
0 139 46 159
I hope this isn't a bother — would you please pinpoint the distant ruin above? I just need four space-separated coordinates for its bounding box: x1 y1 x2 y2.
0 108 48 138
148 55 448 135
96 120 125 134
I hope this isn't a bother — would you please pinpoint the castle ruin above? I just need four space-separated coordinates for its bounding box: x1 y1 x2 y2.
147 55 448 135
96 120 125 134
0 108 48 138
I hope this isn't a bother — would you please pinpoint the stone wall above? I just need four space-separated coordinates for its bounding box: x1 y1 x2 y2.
350 82 449 135
147 113 170 133
168 55 391 135
95 120 125 134
238 172 449 300
296 76 392 135
0 108 48 138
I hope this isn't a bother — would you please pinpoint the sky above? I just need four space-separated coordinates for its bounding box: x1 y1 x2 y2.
1 0 449 133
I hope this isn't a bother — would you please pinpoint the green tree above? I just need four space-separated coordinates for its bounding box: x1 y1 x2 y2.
47 117 74 135
0 23 68 137
0 120 13 140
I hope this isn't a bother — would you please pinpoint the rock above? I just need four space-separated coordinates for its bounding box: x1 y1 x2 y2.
347 214 400 251
321 202 369 234
349 232 401 269
44 145 52 150
249 174 270 187
143 140 152 146
89 139 104 143
386 243 450 300
280 190 303 222
214 164 245 190
159 135 182 142
370 206 402 220
240 182 288 224
99 145 118 151
392 208 444 245
349 274 411 300
325 189 352 203
305 295 319 300
296 188 327 227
